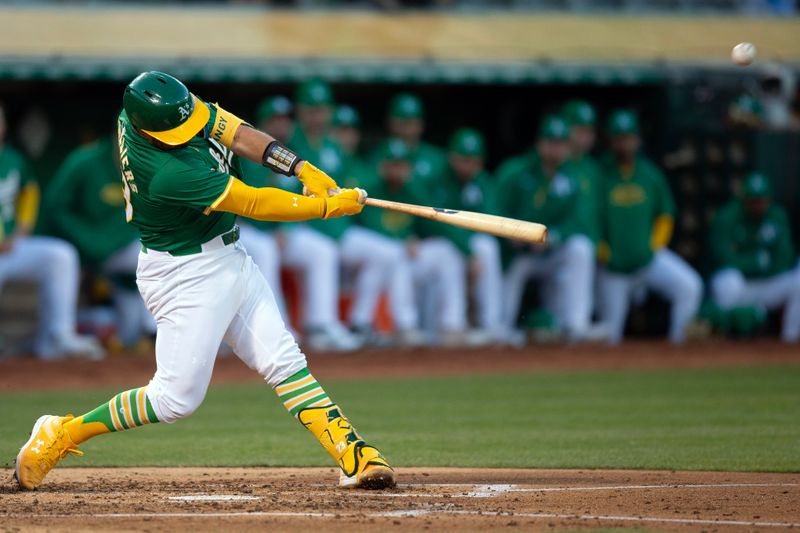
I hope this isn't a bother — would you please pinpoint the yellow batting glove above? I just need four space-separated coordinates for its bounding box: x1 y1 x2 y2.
323 188 367 219
297 162 339 199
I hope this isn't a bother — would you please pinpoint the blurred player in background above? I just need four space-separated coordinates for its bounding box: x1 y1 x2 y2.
357 138 473 346
498 115 597 342
0 103 103 359
562 99 602 244
597 110 703 344
382 93 447 186
709 172 800 342
46 132 156 349
238 96 295 324
426 128 504 342
330 104 370 183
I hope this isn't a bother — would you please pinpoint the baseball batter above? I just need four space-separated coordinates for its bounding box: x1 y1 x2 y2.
15 71 394 491
596 110 702 344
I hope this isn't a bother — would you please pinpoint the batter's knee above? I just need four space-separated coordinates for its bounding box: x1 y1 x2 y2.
146 381 207 423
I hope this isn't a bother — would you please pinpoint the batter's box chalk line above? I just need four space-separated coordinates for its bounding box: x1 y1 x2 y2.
167 495 262 501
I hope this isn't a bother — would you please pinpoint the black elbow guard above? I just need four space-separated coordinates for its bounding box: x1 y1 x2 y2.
262 140 301 176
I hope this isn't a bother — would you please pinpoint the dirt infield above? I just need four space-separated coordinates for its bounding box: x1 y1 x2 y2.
1 467 798 532
2 340 799 392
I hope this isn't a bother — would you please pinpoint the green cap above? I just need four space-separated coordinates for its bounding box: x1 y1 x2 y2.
448 128 485 157
332 105 360 127
295 79 334 107
123 71 210 146
380 138 412 161
741 172 772 199
538 115 570 140
562 99 596 126
255 96 293 123
389 93 424 119
607 109 640 136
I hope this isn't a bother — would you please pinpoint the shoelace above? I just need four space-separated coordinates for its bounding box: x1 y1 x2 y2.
36 426 83 470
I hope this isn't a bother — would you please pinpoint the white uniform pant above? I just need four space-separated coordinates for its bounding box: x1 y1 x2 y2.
711 265 800 342
469 234 503 332
282 225 342 330
414 237 467 332
102 240 157 345
238 224 287 317
598 248 703 344
0 236 80 351
504 235 594 335
137 240 306 423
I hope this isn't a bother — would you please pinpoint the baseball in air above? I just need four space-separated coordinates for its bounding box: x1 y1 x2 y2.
731 42 756 66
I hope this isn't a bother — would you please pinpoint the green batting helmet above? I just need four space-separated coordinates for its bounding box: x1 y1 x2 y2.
607 109 640 136
448 128 485 157
123 71 209 146
562 99 596 127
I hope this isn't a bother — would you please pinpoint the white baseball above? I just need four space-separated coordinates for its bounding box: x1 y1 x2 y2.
731 42 756 66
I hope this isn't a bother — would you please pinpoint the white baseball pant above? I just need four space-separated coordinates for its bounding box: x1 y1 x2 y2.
339 225 415 330
238 224 287 317
503 234 594 336
137 236 306 423
598 248 703 344
102 240 157 346
0 235 82 356
468 234 503 333
414 237 468 333
711 265 800 342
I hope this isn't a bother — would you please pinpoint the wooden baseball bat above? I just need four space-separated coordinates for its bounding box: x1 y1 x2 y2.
364 197 548 244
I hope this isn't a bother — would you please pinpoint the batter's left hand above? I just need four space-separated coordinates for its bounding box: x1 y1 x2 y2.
323 188 367 219
297 162 339 199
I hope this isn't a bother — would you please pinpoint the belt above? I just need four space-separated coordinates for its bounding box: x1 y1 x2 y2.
141 225 240 257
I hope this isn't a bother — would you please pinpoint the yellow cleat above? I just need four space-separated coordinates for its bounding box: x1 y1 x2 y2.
338 443 396 490
15 415 83 490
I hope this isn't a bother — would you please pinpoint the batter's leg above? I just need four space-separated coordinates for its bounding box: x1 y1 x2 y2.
225 253 394 489
645 249 703 344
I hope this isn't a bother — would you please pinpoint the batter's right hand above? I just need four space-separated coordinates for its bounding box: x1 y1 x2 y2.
323 188 367 219
297 162 339 199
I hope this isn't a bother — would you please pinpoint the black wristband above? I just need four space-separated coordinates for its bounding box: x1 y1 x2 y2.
262 140 301 176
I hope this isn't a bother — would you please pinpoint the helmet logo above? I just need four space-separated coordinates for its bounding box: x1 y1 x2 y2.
178 102 192 120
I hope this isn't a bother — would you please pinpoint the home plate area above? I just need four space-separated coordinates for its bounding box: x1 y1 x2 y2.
2 467 799 532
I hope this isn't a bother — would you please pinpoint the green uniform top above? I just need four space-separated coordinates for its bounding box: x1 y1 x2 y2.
599 154 676 273
118 110 239 254
709 201 795 278
428 169 497 255
0 145 36 241
287 127 351 240
357 173 433 240
47 138 139 265
496 151 583 246
564 153 602 243
370 141 447 187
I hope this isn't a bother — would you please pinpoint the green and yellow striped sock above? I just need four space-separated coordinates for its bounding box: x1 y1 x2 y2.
64 387 159 444
275 368 333 417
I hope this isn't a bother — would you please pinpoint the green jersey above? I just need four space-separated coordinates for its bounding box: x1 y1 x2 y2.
358 174 433 240
428 169 497 255
118 110 238 255
0 145 36 241
599 155 676 273
564 154 602 243
495 151 583 246
46 138 139 265
287 127 350 240
369 141 447 187
709 201 795 279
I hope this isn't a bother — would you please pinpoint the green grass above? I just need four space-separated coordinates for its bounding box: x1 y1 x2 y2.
1 366 798 471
